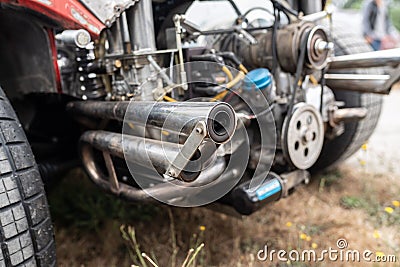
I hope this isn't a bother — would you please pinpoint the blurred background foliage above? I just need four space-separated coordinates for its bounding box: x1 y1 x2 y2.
337 0 400 30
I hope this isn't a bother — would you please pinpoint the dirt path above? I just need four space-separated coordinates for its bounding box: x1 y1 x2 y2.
347 88 400 175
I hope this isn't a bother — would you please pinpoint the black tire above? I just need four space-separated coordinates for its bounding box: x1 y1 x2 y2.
0 87 56 266
312 28 383 171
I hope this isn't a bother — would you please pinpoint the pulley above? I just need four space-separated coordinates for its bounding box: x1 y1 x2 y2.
282 103 324 169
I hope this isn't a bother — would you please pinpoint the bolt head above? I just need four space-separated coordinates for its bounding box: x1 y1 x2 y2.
114 60 122 68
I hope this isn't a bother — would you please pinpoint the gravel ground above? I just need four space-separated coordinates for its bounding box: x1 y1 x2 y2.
347 87 400 175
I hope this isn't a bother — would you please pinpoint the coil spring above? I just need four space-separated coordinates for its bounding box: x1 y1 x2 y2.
76 48 106 99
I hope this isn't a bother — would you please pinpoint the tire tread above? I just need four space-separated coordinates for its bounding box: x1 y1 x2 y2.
313 25 383 170
0 88 56 266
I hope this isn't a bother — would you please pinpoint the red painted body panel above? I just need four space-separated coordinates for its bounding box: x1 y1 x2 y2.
46 28 62 93
0 0 105 37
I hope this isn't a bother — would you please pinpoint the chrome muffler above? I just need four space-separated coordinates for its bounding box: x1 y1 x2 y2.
328 48 400 69
326 48 400 94
69 100 237 200
324 73 392 94
67 101 236 144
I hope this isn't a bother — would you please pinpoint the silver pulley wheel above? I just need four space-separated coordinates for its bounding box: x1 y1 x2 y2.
282 103 324 169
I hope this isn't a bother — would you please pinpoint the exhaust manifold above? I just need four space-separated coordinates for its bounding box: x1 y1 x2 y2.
68 100 237 199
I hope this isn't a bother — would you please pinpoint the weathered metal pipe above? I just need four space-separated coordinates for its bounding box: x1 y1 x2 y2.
141 157 227 201
301 10 330 22
80 132 228 202
324 73 391 94
331 107 368 124
68 101 236 143
81 155 228 203
80 130 201 182
328 48 400 69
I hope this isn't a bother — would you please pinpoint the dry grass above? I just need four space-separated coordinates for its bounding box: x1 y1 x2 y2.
50 165 400 267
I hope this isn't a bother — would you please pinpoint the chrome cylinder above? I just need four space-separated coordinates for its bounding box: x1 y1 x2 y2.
324 73 391 94
81 130 201 182
299 0 322 15
126 0 156 51
68 101 237 143
107 20 124 54
126 0 157 100
328 48 400 69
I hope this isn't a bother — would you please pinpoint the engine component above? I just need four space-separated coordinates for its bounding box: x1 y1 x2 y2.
304 83 335 121
328 48 400 69
230 169 311 215
57 45 106 99
67 101 237 144
304 26 333 71
76 49 106 99
243 68 273 91
330 107 367 125
231 21 333 73
81 130 201 182
282 103 324 169
326 46 400 96
232 172 282 215
172 14 189 92
324 73 394 95
243 68 275 102
56 30 91 48
80 143 229 203
79 0 138 26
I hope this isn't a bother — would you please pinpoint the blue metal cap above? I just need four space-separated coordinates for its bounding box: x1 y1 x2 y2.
243 68 272 91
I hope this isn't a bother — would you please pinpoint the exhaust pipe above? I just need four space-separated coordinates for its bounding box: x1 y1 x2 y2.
326 49 400 95
324 73 391 94
80 130 229 202
68 101 237 144
81 130 202 182
328 48 400 69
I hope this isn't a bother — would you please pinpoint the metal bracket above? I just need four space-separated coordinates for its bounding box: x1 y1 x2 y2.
165 121 207 180
280 170 310 198
382 64 400 93
173 14 188 92
102 151 120 194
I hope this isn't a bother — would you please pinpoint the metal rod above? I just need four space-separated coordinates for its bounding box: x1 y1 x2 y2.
173 15 188 91
147 55 174 86
102 151 120 193
80 130 202 182
120 12 131 53
301 10 329 22
331 107 368 124
324 73 391 94
328 48 400 69
80 145 228 202
68 101 237 143
142 157 227 201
